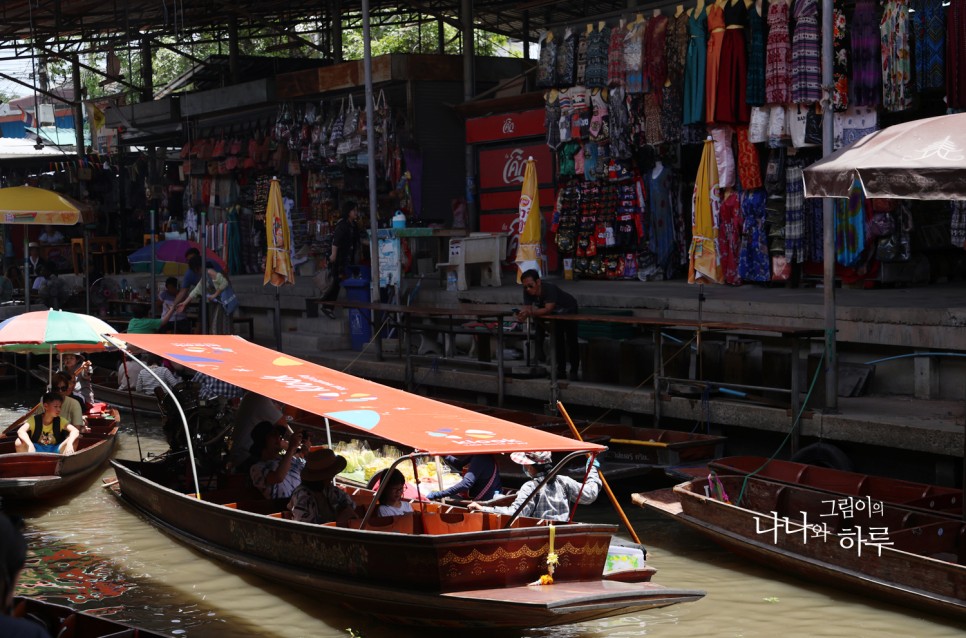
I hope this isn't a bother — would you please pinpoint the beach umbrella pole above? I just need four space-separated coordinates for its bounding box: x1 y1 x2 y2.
274 286 282 350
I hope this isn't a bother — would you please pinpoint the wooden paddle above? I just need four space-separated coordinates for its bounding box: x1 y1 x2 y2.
2 402 43 436
557 400 643 546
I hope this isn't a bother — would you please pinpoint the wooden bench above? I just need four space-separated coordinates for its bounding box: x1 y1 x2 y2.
437 232 506 292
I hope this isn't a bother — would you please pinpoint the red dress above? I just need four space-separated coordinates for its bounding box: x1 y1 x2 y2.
718 190 744 285
714 0 751 124
705 5 726 124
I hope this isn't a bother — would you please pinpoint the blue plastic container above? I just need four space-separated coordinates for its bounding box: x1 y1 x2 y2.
343 266 372 351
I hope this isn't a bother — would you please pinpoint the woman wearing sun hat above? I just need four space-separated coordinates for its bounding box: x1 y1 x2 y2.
287 448 356 525
467 451 601 522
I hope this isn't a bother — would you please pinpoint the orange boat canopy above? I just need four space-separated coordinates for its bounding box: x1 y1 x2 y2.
118 334 605 457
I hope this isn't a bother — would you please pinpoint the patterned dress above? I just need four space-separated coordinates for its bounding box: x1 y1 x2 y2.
913 0 944 91
784 158 806 263
608 25 626 87
765 0 791 104
624 21 646 94
706 4 727 123
684 11 708 125
832 0 850 112
585 26 610 88
718 190 743 285
835 179 867 268
662 13 688 143
738 189 771 282
851 0 882 107
644 15 669 96
736 126 763 190
880 0 912 112
791 0 821 104
746 1 766 106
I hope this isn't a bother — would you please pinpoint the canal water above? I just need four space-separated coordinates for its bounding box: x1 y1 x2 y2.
2 394 962 638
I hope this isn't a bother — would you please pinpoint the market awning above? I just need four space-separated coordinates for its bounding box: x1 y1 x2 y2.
117 334 605 456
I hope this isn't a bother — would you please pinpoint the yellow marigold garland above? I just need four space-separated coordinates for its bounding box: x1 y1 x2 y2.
529 524 559 586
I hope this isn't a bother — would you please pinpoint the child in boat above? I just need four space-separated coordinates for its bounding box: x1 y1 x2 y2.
287 448 355 525
14 391 80 455
373 469 413 517
468 451 601 522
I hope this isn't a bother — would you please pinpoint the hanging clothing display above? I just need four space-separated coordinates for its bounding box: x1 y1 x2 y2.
765 0 792 103
585 25 611 88
624 20 646 94
835 179 868 268
683 9 708 125
649 163 676 269
735 126 763 190
608 24 627 87
689 138 723 284
948 0 966 108
537 32 558 88
576 26 589 85
832 0 850 112
851 0 882 107
710 124 735 189
912 0 945 91
718 190 743 285
791 0 821 104
644 93 665 145
880 0 913 112
784 158 807 263
705 3 727 123
746 0 766 107
738 189 770 282
556 28 579 87
667 11 689 85
714 0 751 124
644 14 669 95
951 201 966 249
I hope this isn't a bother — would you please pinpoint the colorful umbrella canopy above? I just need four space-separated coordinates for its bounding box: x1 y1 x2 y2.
515 157 543 281
264 177 294 287
688 138 723 284
128 239 227 275
0 185 82 225
803 112 966 200
0 310 116 354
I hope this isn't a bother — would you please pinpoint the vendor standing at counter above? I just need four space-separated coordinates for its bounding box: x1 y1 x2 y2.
515 269 580 381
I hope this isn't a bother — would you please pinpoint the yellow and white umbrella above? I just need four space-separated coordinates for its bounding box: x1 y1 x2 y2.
688 139 723 284
263 178 294 287
515 157 542 281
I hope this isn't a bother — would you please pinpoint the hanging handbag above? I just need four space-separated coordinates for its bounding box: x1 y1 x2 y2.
217 285 240 315
342 94 359 139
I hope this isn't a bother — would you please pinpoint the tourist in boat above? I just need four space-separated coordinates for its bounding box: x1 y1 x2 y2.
135 354 181 395
0 513 51 637
14 392 80 455
425 455 502 502
190 370 244 403
369 468 414 517
516 269 581 381
116 357 134 391
59 353 94 408
249 422 308 499
468 451 601 522
227 392 288 471
51 371 86 431
287 448 355 525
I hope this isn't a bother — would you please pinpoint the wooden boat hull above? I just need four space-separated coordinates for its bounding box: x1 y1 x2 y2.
709 455 963 517
12 596 169 638
636 476 966 620
111 457 703 629
0 425 118 498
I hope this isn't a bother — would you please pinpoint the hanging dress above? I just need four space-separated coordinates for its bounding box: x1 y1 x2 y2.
948 0 966 109
715 0 751 124
832 0 850 111
624 21 646 94
765 0 792 104
649 164 676 270
706 3 727 123
784 157 806 263
718 190 743 285
585 26 611 89
880 0 912 112
683 10 708 125
913 0 945 91
791 0 821 104
662 12 688 143
746 1 766 106
608 24 627 87
850 0 882 107
835 179 867 268
738 189 771 282
644 15 669 96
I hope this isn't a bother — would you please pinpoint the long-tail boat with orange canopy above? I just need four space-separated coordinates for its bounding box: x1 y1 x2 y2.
108 334 704 629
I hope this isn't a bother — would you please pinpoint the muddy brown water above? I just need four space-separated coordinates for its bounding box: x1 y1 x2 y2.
2 397 962 638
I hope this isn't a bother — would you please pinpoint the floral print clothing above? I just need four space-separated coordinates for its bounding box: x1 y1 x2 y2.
738 189 771 282
718 190 743 285
624 21 646 93
880 0 912 112
766 0 792 104
832 0 850 112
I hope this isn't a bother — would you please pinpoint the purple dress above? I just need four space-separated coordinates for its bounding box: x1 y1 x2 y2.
850 0 882 107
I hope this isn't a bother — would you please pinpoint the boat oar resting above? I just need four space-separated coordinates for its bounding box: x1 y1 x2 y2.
108 333 705 629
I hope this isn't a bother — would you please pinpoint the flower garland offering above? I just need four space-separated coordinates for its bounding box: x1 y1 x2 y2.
529 524 559 586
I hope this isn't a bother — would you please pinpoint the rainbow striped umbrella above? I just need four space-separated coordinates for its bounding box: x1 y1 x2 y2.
0 310 117 355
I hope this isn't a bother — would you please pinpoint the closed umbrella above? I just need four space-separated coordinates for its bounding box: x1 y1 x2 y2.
263 177 294 349
515 157 542 280
688 138 723 284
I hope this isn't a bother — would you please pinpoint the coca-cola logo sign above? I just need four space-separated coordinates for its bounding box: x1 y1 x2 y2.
502 148 527 185
501 117 515 135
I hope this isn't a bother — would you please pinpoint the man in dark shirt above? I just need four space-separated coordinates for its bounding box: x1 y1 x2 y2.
516 269 580 380
320 200 360 319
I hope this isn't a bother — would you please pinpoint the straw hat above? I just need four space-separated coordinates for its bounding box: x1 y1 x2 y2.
510 451 552 466
301 448 347 482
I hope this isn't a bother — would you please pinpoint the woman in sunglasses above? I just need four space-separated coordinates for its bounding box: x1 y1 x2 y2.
51 371 86 431
14 391 80 455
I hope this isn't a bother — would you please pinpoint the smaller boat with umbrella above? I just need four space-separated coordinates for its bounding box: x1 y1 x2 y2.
127 239 227 275
0 309 121 499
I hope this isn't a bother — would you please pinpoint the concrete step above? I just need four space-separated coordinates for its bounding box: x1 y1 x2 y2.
282 331 349 352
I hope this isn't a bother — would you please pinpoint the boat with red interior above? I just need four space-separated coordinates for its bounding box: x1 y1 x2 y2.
109 333 703 630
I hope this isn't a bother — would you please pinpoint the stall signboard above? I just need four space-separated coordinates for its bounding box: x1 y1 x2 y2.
480 210 559 273
478 143 554 192
465 110 546 144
